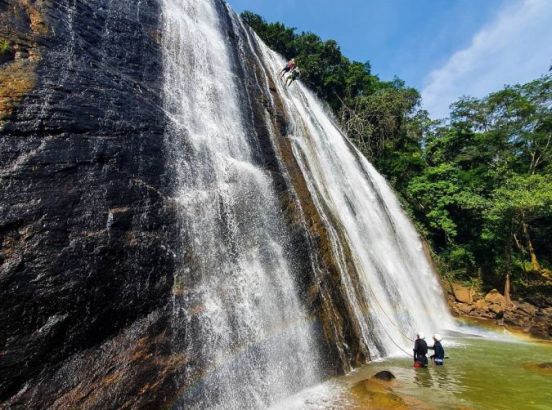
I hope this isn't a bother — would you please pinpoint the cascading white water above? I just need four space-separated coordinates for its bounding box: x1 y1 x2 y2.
161 0 321 408
252 38 455 358
161 0 455 406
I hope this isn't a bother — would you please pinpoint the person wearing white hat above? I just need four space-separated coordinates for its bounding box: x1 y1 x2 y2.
413 332 428 368
429 334 445 365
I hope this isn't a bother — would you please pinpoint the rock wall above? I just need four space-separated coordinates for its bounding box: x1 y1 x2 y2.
1 1 376 407
0 0 177 405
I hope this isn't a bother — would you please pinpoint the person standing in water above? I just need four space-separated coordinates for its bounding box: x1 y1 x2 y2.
429 334 445 365
279 58 296 78
413 332 428 368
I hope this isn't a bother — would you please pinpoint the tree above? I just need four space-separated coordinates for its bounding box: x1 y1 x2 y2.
484 174 552 276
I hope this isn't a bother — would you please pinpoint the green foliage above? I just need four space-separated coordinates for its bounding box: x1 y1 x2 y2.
242 11 552 293
0 39 10 55
417 75 552 285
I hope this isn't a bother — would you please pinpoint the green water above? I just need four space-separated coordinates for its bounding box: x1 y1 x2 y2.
347 333 552 410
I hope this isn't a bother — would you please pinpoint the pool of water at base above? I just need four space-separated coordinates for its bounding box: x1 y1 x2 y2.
272 328 552 410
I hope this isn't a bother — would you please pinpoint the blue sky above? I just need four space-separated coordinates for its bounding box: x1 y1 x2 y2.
227 0 552 118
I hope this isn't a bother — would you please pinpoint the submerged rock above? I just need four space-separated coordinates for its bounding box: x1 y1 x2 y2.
352 378 408 410
373 370 396 381
524 362 552 375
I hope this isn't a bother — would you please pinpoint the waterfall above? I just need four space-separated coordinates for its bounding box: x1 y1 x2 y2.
161 0 321 408
251 35 455 358
161 0 454 408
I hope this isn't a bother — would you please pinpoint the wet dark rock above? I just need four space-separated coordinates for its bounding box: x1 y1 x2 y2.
0 0 370 407
1 0 177 405
373 370 396 381
228 13 371 372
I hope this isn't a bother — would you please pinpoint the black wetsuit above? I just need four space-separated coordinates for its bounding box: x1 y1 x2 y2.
281 62 296 74
413 338 428 367
429 341 445 365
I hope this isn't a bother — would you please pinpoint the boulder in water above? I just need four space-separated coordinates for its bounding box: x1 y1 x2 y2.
373 370 396 381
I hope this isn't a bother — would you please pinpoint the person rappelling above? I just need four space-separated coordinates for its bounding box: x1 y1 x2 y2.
429 334 445 365
413 332 428 368
279 58 296 78
285 67 300 87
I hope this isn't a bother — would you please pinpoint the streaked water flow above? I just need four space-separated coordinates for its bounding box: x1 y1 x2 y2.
161 0 455 408
253 38 455 357
161 1 321 408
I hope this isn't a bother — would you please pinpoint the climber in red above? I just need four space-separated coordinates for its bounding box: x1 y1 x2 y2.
279 58 296 78
413 332 428 368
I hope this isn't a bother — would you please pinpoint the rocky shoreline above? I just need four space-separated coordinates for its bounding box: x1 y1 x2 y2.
447 283 552 339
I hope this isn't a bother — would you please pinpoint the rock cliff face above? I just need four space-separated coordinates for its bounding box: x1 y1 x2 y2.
1 1 363 407
1 1 177 406
1 1 450 408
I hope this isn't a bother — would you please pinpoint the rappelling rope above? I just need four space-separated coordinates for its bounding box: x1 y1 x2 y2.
362 283 415 343
368 307 414 357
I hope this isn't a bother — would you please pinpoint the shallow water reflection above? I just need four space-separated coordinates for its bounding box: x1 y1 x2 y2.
354 335 552 410
274 334 552 410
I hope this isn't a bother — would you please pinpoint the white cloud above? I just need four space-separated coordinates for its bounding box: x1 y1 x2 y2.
421 0 552 119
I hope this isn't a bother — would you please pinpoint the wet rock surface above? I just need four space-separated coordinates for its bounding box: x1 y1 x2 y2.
1 0 177 405
351 377 408 410
228 11 371 372
1 0 373 407
373 370 396 381
350 373 436 410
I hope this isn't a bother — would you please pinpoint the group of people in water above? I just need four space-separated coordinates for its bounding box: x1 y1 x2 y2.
279 58 300 87
413 333 445 368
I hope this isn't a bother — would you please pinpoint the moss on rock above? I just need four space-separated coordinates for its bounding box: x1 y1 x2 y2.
0 0 49 126
0 58 37 125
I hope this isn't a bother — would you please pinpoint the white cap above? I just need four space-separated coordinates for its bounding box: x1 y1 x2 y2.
417 332 425 339
433 334 442 342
